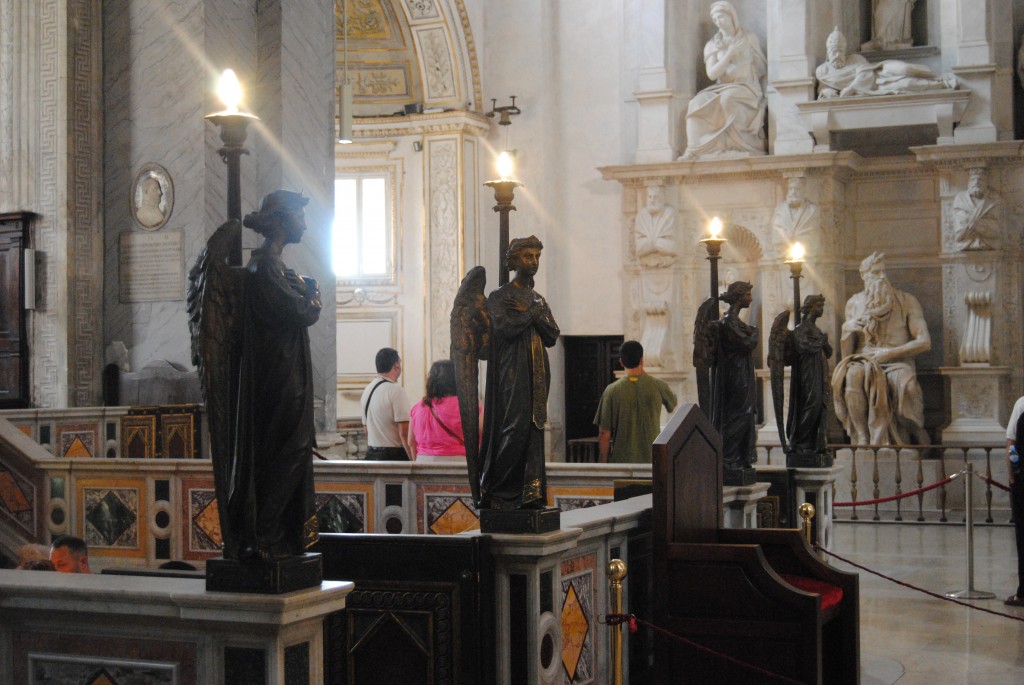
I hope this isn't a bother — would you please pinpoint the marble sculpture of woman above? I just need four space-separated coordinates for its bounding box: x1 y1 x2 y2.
680 1 766 160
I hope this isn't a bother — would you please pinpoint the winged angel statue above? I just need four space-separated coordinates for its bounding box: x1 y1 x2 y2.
187 190 321 561
450 236 560 511
768 294 832 459
693 281 758 480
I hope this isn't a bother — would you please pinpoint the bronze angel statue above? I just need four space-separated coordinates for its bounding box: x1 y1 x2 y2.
693 281 758 484
768 294 833 462
450 236 560 511
186 190 321 562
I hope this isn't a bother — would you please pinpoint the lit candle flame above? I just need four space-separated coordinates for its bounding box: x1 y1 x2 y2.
708 216 723 239
216 69 243 113
788 241 806 262
497 151 514 180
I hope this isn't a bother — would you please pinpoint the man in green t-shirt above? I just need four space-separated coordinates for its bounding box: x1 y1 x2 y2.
594 340 678 463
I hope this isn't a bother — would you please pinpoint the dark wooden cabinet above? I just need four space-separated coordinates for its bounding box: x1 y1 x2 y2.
0 213 32 407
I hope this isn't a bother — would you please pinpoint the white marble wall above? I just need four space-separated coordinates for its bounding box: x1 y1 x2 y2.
101 0 337 429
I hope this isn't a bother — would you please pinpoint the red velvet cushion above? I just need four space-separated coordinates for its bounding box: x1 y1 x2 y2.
780 574 844 611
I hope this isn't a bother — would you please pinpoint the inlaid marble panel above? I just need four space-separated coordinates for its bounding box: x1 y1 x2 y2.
183 482 221 559
0 461 35 534
560 553 596 684
81 483 141 553
58 423 99 458
418 484 478 534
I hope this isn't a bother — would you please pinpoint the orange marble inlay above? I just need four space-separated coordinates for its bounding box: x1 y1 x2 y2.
194 497 223 548
64 436 93 459
429 498 480 535
0 471 30 512
561 583 588 679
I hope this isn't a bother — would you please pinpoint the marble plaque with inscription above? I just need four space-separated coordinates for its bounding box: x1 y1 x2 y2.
119 230 185 302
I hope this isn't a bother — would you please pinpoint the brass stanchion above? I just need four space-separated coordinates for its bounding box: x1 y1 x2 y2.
608 559 628 685
799 502 815 546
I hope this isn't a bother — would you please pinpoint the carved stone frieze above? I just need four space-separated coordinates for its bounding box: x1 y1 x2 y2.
427 138 460 360
417 26 456 100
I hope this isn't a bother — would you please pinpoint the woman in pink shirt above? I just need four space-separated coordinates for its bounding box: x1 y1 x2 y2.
409 360 481 462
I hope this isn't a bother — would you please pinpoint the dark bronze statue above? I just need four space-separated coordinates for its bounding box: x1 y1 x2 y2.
187 190 321 561
451 236 560 510
693 281 758 484
769 294 833 464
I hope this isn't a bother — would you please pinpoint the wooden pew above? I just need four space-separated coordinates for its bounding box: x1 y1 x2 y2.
652 403 859 685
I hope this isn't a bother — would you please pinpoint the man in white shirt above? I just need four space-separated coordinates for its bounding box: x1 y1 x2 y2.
361 348 412 460
1004 396 1024 606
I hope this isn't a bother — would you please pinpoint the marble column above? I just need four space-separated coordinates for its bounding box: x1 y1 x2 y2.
766 0 816 154
950 0 1012 143
630 0 684 162
254 0 337 431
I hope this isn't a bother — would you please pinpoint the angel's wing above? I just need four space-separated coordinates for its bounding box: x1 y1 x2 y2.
450 266 489 507
692 297 720 416
768 309 793 453
186 219 245 555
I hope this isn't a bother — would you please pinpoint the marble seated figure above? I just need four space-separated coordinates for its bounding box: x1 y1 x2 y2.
862 0 916 51
817 28 955 99
680 1 766 160
832 253 930 446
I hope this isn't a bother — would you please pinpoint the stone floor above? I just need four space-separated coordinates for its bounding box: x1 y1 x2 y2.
831 521 1024 684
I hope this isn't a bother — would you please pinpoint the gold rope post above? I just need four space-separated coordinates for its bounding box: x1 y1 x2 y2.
799 502 816 546
607 558 628 685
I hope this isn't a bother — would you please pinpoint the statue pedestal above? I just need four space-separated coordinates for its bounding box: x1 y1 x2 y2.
722 481 770 529
480 507 561 534
791 466 842 551
206 553 323 594
940 366 1009 444
724 465 757 487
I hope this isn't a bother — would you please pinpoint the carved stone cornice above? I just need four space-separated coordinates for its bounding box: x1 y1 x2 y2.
352 110 489 140
910 141 1024 169
600 151 864 186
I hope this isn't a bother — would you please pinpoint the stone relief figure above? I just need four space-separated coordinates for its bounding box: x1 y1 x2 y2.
831 253 931 446
680 1 766 160
693 281 758 484
817 28 955 99
187 190 322 561
953 167 999 251
634 184 677 267
769 295 833 460
862 0 916 51
772 176 819 252
451 237 560 511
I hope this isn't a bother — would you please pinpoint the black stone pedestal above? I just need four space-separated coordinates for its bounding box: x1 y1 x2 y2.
206 553 322 594
724 466 757 487
480 507 561 534
786 450 834 469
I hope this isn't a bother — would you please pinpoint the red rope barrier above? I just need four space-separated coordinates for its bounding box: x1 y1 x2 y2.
976 473 1011 493
833 474 958 507
603 613 812 685
817 546 1024 623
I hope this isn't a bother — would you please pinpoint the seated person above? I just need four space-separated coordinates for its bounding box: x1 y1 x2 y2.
409 360 480 463
49 535 92 574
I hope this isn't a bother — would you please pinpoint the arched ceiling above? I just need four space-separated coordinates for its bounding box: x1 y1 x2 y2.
335 0 481 118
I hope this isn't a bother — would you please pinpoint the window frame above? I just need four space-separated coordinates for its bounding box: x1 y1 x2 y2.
333 165 399 288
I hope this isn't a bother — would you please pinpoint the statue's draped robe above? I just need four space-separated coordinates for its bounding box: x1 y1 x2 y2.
229 248 320 557
832 289 926 445
480 282 560 509
787 321 832 455
711 313 758 471
684 28 766 157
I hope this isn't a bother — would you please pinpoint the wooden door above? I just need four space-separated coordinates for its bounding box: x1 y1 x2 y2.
0 213 30 407
563 335 623 456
